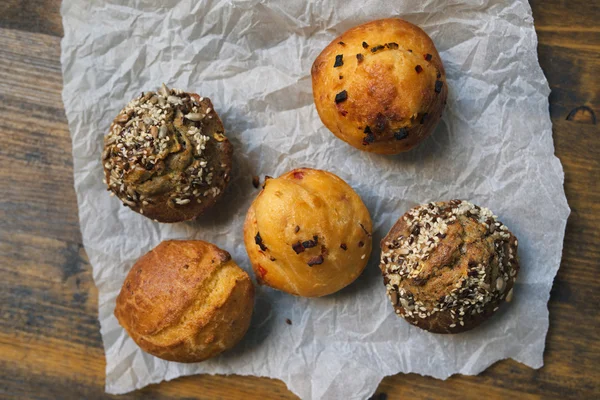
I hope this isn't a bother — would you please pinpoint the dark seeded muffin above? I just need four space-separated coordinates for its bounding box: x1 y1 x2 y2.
102 84 232 223
311 18 447 154
380 200 519 333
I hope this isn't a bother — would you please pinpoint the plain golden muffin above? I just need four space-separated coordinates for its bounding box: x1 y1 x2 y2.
102 84 232 223
311 18 448 154
243 168 372 297
380 201 519 334
114 240 254 362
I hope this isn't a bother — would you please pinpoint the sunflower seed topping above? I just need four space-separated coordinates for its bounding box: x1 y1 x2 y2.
102 83 225 211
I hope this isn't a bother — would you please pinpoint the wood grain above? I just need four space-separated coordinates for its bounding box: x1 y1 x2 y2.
0 0 598 399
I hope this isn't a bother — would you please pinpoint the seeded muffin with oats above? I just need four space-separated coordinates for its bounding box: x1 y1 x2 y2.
311 18 447 154
243 168 372 297
380 200 519 333
102 84 232 223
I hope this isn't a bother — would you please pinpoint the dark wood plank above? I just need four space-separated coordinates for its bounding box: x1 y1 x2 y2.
0 28 79 244
1 0 599 399
0 0 63 37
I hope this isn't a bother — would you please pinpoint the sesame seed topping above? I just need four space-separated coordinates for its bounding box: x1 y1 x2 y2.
103 83 221 211
382 200 519 326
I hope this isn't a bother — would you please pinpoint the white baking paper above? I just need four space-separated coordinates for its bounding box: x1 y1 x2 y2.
60 0 570 398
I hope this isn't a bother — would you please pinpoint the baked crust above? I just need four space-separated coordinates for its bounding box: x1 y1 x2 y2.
380 200 519 333
312 18 447 154
114 240 254 362
243 168 372 297
102 84 232 222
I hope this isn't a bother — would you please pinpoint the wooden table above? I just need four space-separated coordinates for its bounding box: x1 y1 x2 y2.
1 1 598 398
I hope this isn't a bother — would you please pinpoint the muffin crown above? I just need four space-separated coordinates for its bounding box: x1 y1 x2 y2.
380 200 519 332
244 168 373 297
114 240 254 362
311 18 447 154
102 84 232 222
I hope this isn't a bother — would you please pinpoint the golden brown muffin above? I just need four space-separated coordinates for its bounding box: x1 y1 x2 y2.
243 168 372 297
380 200 519 333
102 84 232 223
114 240 254 362
311 18 448 154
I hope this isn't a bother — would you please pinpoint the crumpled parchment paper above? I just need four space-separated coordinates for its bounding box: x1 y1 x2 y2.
60 0 570 398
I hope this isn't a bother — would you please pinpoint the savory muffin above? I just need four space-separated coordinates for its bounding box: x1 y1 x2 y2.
114 240 254 362
312 18 447 154
380 200 519 333
102 84 232 222
243 168 372 297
